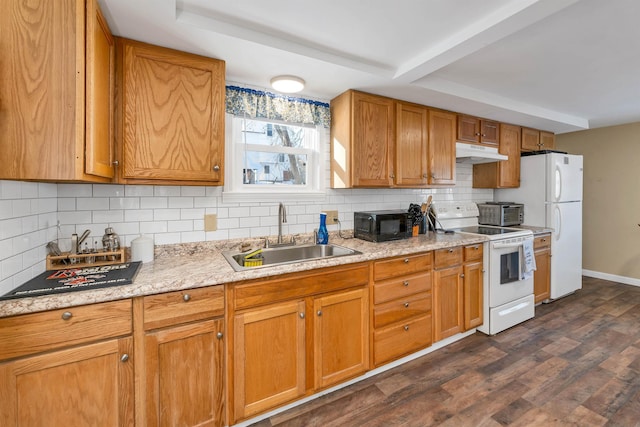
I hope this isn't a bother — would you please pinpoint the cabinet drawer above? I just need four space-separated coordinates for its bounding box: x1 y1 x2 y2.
464 243 483 262
374 253 432 281
434 247 463 269
374 314 432 366
0 299 132 361
374 272 431 304
144 285 224 330
534 234 551 249
374 293 431 328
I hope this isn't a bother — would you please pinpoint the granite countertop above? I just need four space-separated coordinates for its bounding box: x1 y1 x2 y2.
514 225 554 235
0 232 488 318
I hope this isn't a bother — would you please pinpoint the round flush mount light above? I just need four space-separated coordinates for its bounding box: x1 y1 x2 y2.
270 75 305 93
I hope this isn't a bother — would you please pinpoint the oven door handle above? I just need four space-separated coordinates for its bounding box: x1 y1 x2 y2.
492 241 525 250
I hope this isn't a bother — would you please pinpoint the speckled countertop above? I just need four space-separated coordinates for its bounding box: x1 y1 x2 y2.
0 232 488 318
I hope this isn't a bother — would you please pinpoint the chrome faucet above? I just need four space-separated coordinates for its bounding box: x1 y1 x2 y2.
278 202 287 244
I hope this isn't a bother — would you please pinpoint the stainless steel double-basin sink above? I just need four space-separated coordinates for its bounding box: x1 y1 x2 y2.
223 243 362 271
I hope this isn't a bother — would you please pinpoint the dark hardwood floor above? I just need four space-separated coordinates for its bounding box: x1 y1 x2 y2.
251 277 640 427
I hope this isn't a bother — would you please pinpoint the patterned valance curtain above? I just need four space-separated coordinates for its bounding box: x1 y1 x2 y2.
225 85 330 128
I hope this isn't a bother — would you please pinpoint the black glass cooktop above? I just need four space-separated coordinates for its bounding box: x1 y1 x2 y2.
455 226 515 236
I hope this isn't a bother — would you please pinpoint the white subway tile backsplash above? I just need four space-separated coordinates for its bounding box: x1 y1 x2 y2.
154 209 181 221
140 221 168 234
110 197 140 210
181 208 205 220
181 231 205 243
169 197 194 209
0 200 11 219
168 220 194 232
181 186 206 197
93 184 125 197
125 209 154 222
58 183 92 198
125 185 154 197
154 186 181 197
153 232 181 245
78 197 110 211
141 197 168 209
38 183 57 198
92 210 124 224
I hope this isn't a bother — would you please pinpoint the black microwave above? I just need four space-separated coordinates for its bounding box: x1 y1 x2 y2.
354 210 412 242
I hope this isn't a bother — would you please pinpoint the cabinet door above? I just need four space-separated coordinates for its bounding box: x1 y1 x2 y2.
0 337 133 426
352 92 395 187
521 127 540 151
534 248 551 303
428 110 456 185
395 102 428 187
144 319 224 427
457 115 480 143
540 131 555 150
480 120 499 146
120 39 225 183
313 288 369 389
85 0 115 178
498 123 521 187
433 265 463 341
463 261 483 330
234 300 306 420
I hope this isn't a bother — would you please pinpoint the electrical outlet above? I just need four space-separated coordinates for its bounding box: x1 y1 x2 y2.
204 214 217 231
324 210 339 224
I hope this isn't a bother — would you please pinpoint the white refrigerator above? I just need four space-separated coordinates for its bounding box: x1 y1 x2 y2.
495 152 583 300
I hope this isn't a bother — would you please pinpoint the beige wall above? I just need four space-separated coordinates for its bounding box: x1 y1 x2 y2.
556 122 640 280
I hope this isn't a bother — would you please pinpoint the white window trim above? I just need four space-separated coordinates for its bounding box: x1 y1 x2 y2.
222 113 326 203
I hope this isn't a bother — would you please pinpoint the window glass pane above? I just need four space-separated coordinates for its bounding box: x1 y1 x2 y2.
242 151 308 185
243 119 308 148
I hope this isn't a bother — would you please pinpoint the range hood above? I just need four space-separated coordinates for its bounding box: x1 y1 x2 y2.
455 142 508 164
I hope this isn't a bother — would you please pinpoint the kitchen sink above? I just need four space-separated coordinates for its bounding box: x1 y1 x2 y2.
223 244 362 271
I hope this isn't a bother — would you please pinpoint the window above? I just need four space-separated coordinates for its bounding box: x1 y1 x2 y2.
224 114 324 199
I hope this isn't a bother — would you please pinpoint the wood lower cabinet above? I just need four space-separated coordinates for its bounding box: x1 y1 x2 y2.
0 0 115 182
0 300 134 425
372 253 433 366
433 245 484 341
534 233 552 303
116 38 225 185
473 123 521 188
138 286 225 427
229 264 369 423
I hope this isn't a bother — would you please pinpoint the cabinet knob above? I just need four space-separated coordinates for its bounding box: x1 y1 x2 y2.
403 281 409 287
541 238 546 242
482 269 486 273
404 258 409 263
183 294 191 302
317 310 323 316
299 312 305 319
216 332 223 339
404 302 409 308
423 173 427 178
460 273 465 278
120 354 129 363
61 311 72 321
475 132 481 136
390 174 395 179
112 160 119 166
404 325 410 331
213 165 220 172
448 248 454 253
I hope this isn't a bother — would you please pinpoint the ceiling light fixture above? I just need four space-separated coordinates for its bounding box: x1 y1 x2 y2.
270 75 305 93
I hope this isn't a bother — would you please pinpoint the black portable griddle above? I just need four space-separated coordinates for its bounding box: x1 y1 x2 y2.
1 262 142 300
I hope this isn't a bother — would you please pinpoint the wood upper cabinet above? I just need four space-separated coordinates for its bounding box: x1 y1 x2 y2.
330 90 394 187
140 286 225 427
115 38 225 185
395 102 428 187
428 110 457 185
313 288 369 389
233 300 306 421
457 115 499 146
533 233 552 303
0 0 115 182
522 128 555 152
0 300 134 425
473 123 521 188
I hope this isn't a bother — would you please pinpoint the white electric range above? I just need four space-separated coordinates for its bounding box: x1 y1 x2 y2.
432 201 535 335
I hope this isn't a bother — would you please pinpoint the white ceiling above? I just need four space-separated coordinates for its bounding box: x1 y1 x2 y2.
99 0 640 134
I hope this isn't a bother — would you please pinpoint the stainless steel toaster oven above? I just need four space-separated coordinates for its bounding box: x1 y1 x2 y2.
477 202 524 226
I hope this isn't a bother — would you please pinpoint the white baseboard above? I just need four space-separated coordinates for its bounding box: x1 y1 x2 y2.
582 269 640 287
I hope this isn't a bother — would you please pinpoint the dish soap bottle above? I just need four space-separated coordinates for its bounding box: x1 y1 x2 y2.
317 212 329 244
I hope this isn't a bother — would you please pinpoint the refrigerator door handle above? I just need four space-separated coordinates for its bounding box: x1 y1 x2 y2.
554 205 562 240
554 165 562 202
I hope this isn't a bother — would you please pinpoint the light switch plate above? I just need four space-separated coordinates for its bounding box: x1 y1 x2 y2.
324 210 339 224
204 214 217 231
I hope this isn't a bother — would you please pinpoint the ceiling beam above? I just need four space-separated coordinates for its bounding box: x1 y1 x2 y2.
393 0 582 83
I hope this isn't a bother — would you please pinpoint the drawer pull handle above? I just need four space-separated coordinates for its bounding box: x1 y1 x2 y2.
403 281 409 287
120 354 129 363
61 311 72 321
541 238 546 242
404 302 409 308
404 258 409 263
404 325 410 331
448 248 454 253
183 294 191 302
216 332 224 339
317 310 323 316
299 312 305 319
